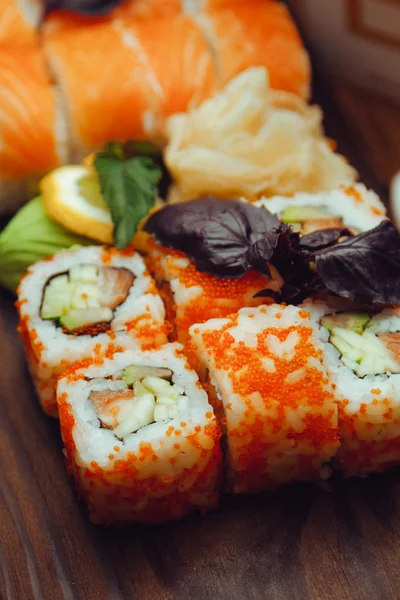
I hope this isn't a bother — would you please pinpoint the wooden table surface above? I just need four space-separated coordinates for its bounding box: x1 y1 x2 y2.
1 81 400 600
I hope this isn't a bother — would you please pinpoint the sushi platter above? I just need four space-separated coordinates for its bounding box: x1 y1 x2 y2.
2 1 400 598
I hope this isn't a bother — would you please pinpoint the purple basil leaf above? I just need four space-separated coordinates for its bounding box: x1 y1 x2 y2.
314 220 400 305
300 228 352 252
246 235 282 277
145 198 280 278
44 0 122 17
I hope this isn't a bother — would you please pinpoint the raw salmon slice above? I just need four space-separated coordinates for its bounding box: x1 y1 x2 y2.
184 0 271 10
43 18 165 158
0 0 36 44
123 13 218 122
0 45 62 178
113 0 181 18
197 1 311 98
43 0 181 35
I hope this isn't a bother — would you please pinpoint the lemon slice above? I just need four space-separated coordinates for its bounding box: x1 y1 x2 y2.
40 166 113 244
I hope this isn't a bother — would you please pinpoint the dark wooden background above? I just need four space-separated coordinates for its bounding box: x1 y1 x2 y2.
1 78 400 599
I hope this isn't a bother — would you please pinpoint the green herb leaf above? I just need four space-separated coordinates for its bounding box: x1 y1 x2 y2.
0 197 92 293
94 153 162 250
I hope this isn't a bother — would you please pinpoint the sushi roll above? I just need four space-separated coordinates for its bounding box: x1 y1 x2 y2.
0 45 67 213
144 236 283 344
57 343 222 524
189 304 339 493
256 184 387 237
193 0 311 98
0 0 37 44
306 300 400 477
17 245 167 416
42 12 218 159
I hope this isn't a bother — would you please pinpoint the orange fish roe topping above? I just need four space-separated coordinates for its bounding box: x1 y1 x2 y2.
195 311 338 491
166 426 175 437
371 206 383 216
149 243 276 334
125 314 168 349
344 186 363 203
299 310 310 319
101 245 136 265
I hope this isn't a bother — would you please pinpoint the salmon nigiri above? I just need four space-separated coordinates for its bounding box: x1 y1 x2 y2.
122 14 218 120
0 0 37 44
195 0 311 99
43 17 165 158
43 13 218 157
0 45 66 211
183 0 272 11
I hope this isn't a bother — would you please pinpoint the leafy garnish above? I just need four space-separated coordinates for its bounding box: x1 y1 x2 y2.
145 198 281 277
313 221 400 305
0 197 92 293
300 228 352 252
144 199 400 308
94 143 162 250
43 0 123 18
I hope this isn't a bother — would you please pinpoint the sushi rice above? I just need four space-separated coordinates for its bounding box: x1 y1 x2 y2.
57 343 222 525
144 236 283 344
189 304 339 493
305 300 400 476
17 245 167 417
256 184 387 234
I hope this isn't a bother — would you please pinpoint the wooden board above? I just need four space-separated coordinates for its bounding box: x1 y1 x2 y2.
1 81 400 600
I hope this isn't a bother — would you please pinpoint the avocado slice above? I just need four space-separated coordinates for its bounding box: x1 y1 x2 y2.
60 307 113 331
281 205 333 223
321 312 371 335
122 365 172 387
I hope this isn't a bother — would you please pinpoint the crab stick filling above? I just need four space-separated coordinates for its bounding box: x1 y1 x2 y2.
40 264 134 333
88 366 189 438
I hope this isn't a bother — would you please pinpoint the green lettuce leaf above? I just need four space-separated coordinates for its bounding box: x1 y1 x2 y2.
94 145 162 250
0 197 93 293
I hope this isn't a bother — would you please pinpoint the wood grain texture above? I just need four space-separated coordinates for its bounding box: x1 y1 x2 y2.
1 83 400 600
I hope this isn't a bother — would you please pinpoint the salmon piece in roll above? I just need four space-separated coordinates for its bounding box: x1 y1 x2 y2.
17 245 168 416
189 304 339 493
57 343 222 525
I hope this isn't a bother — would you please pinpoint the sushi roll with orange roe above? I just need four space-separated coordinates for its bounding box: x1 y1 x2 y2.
305 300 400 477
189 304 339 493
57 343 222 525
144 235 283 344
17 245 167 417
256 185 387 237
